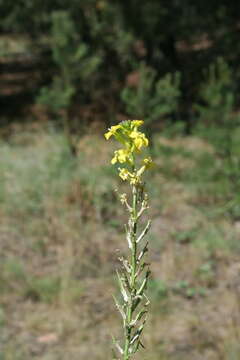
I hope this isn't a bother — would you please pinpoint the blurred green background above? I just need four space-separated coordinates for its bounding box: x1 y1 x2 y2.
1 1 240 359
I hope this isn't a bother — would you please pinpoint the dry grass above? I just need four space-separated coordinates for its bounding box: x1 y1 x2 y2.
0 125 240 359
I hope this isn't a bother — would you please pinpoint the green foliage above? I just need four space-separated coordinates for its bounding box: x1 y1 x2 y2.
194 225 228 253
1 1 240 130
0 258 26 296
36 11 102 154
174 228 198 244
226 344 240 360
0 132 71 216
0 129 121 234
25 276 61 303
195 262 216 288
194 58 240 217
2 259 26 281
195 58 235 128
173 281 207 299
121 63 181 129
0 307 5 327
148 279 168 301
38 77 75 113
0 349 26 360
37 11 101 112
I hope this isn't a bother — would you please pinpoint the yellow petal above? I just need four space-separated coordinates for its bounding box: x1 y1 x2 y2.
104 125 121 140
111 125 121 132
129 131 139 139
104 131 112 140
134 137 143 150
111 153 118 164
143 135 149 147
132 120 144 127
117 149 131 163
118 153 127 163
143 157 154 169
118 168 129 180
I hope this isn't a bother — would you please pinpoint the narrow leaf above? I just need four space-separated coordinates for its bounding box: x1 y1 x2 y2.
116 270 129 303
137 220 151 243
130 320 146 345
119 256 131 273
132 295 142 312
112 295 126 321
130 308 147 326
137 241 149 262
135 262 149 278
137 270 151 296
125 225 132 249
112 335 123 355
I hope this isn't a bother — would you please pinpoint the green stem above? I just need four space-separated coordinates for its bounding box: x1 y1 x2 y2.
123 185 138 360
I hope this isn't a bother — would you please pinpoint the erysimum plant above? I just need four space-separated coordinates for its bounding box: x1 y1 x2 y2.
105 120 153 360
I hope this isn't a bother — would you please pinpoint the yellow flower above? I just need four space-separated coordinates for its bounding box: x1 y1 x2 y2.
105 120 149 152
143 157 154 169
129 131 149 150
104 125 121 140
129 131 139 138
111 148 131 164
118 168 141 185
118 168 130 180
129 174 140 185
136 157 154 178
131 120 144 128
111 151 119 164
105 120 152 182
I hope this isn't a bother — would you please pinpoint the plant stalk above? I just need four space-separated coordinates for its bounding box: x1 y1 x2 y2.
123 185 138 360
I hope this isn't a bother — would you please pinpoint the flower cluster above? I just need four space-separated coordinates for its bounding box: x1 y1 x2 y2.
104 120 153 185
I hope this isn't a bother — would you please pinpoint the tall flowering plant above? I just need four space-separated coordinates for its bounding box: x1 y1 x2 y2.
105 120 153 360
